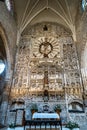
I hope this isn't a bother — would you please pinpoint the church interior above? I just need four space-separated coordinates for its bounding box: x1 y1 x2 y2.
0 0 87 129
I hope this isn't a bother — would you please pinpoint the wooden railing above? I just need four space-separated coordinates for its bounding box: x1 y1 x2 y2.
24 119 62 130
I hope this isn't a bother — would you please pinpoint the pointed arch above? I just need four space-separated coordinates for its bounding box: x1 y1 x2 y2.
0 23 12 80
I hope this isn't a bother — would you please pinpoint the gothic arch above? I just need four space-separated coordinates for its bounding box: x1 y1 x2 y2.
0 23 12 81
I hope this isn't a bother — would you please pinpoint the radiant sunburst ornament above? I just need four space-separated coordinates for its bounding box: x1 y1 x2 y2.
33 37 60 58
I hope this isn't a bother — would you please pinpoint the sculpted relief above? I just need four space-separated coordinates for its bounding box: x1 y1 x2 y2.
11 23 82 102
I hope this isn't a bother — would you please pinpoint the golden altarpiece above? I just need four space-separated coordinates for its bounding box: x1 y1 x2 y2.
7 23 85 125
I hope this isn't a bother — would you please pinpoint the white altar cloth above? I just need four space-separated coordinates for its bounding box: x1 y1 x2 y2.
32 112 60 119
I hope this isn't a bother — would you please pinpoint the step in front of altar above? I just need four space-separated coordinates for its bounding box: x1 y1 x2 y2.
26 125 60 130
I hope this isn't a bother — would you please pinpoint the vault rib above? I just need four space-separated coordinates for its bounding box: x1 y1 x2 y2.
46 0 48 8
65 0 73 24
20 0 31 28
49 7 71 29
21 7 46 32
56 0 71 24
22 0 40 29
21 6 72 34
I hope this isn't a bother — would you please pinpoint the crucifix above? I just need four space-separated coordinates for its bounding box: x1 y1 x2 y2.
39 38 53 99
44 69 49 89
43 65 49 101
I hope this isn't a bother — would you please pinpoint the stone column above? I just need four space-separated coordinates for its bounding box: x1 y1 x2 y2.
0 80 11 125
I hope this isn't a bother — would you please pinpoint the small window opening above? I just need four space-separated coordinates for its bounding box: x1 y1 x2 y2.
0 59 5 74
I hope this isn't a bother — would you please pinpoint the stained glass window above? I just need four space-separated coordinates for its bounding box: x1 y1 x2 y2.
0 60 5 74
5 0 11 11
82 0 87 10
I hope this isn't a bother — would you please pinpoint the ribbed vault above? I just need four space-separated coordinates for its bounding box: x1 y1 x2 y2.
14 0 80 41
